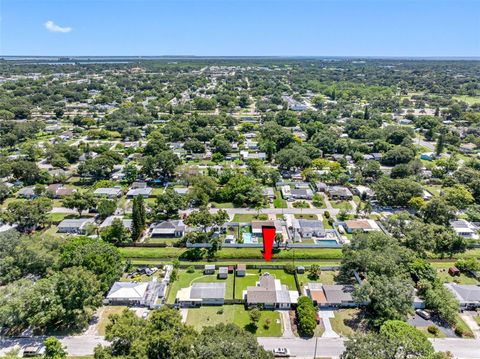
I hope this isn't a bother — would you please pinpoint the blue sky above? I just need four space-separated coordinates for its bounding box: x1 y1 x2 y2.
1 0 479 57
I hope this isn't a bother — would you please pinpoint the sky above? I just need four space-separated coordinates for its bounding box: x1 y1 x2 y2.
1 0 479 57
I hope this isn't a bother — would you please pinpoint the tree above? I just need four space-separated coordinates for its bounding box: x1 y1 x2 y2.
296 296 317 337
341 320 435 359
185 208 228 233
417 280 459 326
97 199 117 220
62 191 96 216
249 308 261 327
131 195 146 241
152 188 187 220
60 237 122 292
44 336 66 359
142 150 180 179
354 274 414 327
373 177 423 207
101 218 130 245
2 198 52 232
444 184 474 209
308 264 321 280
123 163 138 184
419 198 456 225
11 160 41 185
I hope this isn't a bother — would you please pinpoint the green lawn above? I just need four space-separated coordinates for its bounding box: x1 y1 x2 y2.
294 214 318 220
211 202 235 208
235 269 297 299
232 213 268 222
417 326 447 339
474 316 480 326
97 306 127 335
166 269 234 304
330 201 352 211
185 305 282 337
273 190 288 208
312 194 326 209
331 309 364 337
292 201 310 208
297 271 338 292
436 270 479 285
455 314 475 338
453 95 480 105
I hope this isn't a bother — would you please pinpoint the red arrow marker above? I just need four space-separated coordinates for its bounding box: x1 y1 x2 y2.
262 226 276 261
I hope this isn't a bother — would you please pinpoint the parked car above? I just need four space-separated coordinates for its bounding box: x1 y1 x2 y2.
416 309 431 320
272 348 290 357
23 346 45 357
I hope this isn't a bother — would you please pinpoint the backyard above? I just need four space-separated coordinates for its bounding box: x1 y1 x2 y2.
166 268 234 304
185 305 282 336
234 269 297 300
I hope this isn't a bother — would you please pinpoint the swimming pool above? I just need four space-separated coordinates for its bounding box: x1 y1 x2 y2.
315 239 339 247
242 232 253 244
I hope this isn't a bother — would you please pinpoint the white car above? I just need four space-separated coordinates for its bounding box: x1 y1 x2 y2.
272 347 290 357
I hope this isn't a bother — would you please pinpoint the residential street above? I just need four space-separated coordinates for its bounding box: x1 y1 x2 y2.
2 335 480 358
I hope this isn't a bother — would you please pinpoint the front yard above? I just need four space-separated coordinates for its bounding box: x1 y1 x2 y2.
185 305 282 337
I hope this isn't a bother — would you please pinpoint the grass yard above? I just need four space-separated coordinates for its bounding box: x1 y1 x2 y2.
166 269 234 304
474 316 480 325
120 246 343 261
297 271 338 291
331 309 365 337
97 306 127 335
292 201 310 208
453 95 480 105
185 305 282 337
417 326 447 339
330 201 352 211
436 270 479 285
151 188 164 196
455 315 475 338
232 213 268 222
234 269 297 299
312 196 326 209
146 237 178 246
323 218 334 229
274 190 288 209
211 202 235 208
294 214 318 220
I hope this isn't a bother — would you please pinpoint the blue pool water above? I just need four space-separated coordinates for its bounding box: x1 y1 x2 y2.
315 240 339 246
242 233 253 244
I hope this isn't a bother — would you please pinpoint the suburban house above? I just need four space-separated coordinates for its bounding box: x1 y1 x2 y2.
106 280 162 307
291 219 326 239
57 218 95 234
94 187 122 198
17 186 36 199
327 186 353 200
445 283 480 310
245 273 299 309
262 187 275 202
126 187 152 199
176 282 226 307
305 283 357 307
343 219 381 233
450 220 479 240
291 188 314 200
47 184 76 198
354 185 374 199
251 220 281 240
100 216 133 230
150 220 185 238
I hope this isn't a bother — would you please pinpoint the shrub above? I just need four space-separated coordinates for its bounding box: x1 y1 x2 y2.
296 296 317 337
324 211 330 219
284 264 295 274
186 266 195 273
427 325 440 335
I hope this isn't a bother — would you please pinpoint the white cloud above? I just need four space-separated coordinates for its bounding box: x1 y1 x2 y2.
44 20 72 33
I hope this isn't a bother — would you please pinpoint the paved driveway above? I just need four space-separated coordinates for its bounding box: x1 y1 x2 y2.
318 310 339 338
408 314 456 337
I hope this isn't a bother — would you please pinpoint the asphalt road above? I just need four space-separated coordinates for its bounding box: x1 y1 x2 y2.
2 336 480 358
